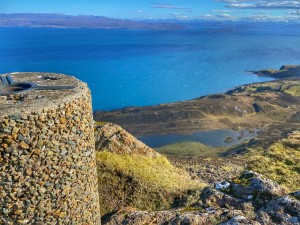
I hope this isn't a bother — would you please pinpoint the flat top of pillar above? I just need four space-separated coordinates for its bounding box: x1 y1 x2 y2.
0 72 89 116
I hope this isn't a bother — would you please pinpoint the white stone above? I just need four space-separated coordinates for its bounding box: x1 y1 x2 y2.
247 195 253 200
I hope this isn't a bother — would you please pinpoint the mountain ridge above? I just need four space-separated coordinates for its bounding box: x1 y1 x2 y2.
0 13 184 30
2 13 300 31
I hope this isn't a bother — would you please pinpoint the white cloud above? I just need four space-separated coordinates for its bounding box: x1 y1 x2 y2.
152 4 189 9
252 11 269 15
214 0 300 9
198 11 300 21
210 9 234 12
228 3 256 8
132 10 145 14
216 13 237 19
289 9 300 14
198 13 237 20
168 13 189 19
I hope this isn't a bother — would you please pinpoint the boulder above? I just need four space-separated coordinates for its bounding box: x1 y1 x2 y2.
103 171 299 225
220 215 260 225
201 187 244 210
256 193 300 225
103 207 240 225
231 171 287 201
94 122 159 157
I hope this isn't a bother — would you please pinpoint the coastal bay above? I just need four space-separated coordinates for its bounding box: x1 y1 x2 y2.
2 27 300 110
95 66 300 150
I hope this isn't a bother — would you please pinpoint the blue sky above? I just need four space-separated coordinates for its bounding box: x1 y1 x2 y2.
1 0 300 21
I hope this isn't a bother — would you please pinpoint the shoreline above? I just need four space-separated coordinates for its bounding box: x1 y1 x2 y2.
96 65 299 114
94 65 300 149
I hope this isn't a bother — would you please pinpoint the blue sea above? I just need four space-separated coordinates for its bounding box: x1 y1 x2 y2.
0 27 299 110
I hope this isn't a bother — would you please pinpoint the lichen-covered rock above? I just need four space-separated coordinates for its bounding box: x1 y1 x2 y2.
209 171 287 209
103 207 240 225
231 171 287 201
201 187 244 210
256 193 300 225
102 169 299 225
94 122 159 157
104 208 176 225
220 215 261 225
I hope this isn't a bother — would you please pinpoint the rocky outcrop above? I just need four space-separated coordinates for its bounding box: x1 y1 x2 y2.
256 193 300 224
230 171 286 201
103 171 299 225
94 122 159 157
103 206 245 225
250 65 300 78
171 157 245 184
220 215 260 225
94 122 299 224
95 122 202 216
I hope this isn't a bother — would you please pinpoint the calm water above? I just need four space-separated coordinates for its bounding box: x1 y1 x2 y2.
138 129 258 148
0 27 299 110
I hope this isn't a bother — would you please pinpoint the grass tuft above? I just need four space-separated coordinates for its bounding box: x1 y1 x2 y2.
96 151 205 215
283 85 300 96
246 133 300 192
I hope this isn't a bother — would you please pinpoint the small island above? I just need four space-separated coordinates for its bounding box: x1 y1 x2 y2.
224 136 233 143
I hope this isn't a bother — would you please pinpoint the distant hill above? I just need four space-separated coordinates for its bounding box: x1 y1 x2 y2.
0 13 184 30
1 13 300 32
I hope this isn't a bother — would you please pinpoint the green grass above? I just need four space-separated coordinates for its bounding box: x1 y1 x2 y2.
283 85 300 96
246 132 300 192
239 81 300 96
97 151 205 215
156 142 227 157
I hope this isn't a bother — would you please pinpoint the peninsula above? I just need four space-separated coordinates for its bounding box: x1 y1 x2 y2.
250 65 300 79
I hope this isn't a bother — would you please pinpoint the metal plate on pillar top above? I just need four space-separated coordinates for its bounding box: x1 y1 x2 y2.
0 75 75 96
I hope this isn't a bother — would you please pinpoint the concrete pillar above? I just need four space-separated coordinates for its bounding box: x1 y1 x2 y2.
0 73 100 224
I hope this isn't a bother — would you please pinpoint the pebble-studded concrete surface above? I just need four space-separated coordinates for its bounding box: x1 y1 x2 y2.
0 73 100 224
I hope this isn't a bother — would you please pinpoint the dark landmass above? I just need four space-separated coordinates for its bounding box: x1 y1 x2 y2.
0 13 184 30
2 13 300 32
250 65 300 79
